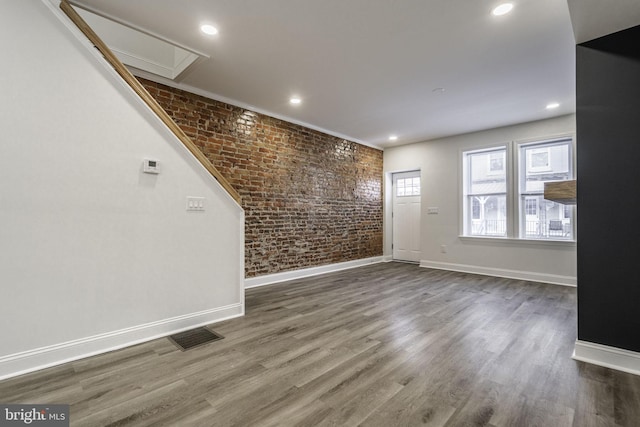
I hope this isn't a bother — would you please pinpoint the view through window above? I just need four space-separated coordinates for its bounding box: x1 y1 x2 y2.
462 137 574 240
463 148 507 237
519 139 573 240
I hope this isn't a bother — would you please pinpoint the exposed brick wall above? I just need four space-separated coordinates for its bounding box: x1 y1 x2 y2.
139 78 383 278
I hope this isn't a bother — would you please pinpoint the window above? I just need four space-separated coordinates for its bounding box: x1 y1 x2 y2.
488 151 505 174
527 147 551 172
396 177 420 197
462 136 575 241
519 138 573 240
463 147 507 237
472 198 481 220
525 198 537 216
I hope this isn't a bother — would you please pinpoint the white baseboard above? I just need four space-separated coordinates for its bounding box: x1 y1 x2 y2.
245 256 384 288
0 303 243 381
382 255 393 262
573 340 640 376
419 260 577 287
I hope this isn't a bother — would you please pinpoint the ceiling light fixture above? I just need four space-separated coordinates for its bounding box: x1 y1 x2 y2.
492 3 513 16
389 135 398 141
289 97 302 105
200 24 218 35
546 102 560 109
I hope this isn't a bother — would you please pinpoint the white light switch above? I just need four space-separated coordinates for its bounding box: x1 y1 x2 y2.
427 207 439 214
186 197 205 212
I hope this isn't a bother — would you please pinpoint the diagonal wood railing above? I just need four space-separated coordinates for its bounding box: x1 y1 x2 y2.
59 0 242 205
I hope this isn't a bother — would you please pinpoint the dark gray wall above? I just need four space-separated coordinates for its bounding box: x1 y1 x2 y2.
577 25 640 352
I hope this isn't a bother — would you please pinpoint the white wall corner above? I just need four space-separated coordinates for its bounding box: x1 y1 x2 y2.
420 260 577 287
0 0 245 381
245 257 384 289
573 340 640 377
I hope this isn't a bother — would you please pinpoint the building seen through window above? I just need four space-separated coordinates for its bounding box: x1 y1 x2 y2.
462 137 574 240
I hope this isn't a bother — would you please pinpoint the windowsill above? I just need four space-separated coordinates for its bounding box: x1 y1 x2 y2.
459 235 576 247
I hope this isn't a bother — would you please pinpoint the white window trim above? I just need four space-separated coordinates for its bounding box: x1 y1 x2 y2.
516 135 576 242
459 133 576 243
395 176 421 197
458 235 576 247
460 143 512 238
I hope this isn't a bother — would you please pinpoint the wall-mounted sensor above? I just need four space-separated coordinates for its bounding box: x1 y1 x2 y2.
143 158 160 174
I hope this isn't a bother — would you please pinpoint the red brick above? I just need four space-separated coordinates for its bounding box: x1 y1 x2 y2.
139 78 383 278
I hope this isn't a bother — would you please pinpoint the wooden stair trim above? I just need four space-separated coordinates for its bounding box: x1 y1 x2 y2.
59 0 241 205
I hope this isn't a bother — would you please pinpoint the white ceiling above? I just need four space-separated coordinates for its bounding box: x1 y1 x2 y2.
68 1 588 149
567 0 640 44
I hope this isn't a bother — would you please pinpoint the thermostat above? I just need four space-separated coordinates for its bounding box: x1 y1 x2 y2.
143 158 160 174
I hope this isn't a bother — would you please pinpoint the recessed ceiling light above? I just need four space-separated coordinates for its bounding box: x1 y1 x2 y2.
546 102 560 109
389 135 398 141
289 97 302 105
492 3 513 16
200 24 218 35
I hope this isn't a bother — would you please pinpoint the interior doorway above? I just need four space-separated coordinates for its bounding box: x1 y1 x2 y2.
392 171 421 263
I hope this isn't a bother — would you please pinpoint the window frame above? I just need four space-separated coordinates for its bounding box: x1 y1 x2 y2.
460 134 575 242
517 137 575 241
461 144 511 238
396 176 421 197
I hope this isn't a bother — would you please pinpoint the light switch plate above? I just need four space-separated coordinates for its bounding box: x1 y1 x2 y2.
186 197 205 212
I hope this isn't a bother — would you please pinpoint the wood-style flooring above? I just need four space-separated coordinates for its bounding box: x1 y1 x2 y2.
1 263 639 426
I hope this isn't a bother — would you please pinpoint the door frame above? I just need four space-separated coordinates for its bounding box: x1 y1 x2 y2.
384 168 422 262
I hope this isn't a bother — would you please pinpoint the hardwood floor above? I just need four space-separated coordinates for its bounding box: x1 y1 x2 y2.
1 263 639 426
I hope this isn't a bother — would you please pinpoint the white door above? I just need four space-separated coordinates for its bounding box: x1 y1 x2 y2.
392 171 421 262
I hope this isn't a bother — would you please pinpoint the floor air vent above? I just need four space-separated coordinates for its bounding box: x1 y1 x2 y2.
169 327 224 351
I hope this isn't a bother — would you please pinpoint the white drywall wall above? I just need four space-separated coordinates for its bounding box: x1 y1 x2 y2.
384 115 577 285
0 0 244 379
